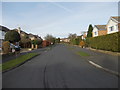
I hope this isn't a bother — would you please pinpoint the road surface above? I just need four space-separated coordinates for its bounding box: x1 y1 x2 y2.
2 44 118 88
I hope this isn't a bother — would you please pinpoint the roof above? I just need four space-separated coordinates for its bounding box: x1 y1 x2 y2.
28 33 35 37
0 25 10 32
111 16 120 23
14 28 28 35
95 25 107 30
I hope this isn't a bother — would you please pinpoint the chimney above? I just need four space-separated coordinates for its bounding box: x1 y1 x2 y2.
18 27 21 34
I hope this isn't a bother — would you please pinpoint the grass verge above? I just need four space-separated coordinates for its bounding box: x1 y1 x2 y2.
0 53 39 72
76 51 90 56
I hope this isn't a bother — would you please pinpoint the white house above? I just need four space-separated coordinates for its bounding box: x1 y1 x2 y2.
81 32 87 40
0 25 10 40
107 16 120 34
0 25 10 51
92 25 107 37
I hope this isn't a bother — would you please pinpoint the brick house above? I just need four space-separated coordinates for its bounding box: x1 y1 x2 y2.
42 40 51 47
92 25 107 37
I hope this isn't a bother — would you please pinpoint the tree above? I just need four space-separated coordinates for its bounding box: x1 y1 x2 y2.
55 38 60 43
87 24 93 37
5 30 21 43
68 33 77 44
31 39 42 45
68 33 77 40
44 34 56 44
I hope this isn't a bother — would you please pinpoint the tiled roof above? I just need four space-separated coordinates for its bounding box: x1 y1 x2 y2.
112 16 120 22
95 25 107 30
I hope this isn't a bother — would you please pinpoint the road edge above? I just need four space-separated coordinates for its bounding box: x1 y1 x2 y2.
88 60 120 77
2 54 40 73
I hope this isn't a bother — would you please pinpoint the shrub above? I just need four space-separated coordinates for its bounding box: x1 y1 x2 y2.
86 32 120 52
80 41 85 48
31 39 42 45
2 41 10 54
70 36 82 45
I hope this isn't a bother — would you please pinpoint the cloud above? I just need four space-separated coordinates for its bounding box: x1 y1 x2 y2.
49 2 73 13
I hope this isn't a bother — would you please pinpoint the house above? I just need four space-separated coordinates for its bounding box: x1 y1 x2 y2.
34 35 43 41
28 33 37 40
42 40 51 47
92 25 107 37
60 38 70 43
0 25 10 50
81 32 87 40
15 27 28 38
107 16 120 34
0 25 10 40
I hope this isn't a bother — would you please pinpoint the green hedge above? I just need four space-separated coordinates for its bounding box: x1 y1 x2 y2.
70 36 82 45
86 32 120 52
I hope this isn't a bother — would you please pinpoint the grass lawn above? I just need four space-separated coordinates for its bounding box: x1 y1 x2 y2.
0 53 39 72
76 51 90 56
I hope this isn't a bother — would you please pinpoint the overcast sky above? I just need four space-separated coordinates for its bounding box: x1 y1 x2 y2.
1 2 118 38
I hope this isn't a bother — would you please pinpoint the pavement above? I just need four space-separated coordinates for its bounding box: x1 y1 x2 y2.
2 44 118 88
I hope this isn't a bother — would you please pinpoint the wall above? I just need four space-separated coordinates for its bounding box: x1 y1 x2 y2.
98 30 107 36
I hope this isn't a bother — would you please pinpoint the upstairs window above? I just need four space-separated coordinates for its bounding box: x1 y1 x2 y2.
109 26 114 31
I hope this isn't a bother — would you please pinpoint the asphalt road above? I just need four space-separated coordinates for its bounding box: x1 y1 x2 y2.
2 44 118 88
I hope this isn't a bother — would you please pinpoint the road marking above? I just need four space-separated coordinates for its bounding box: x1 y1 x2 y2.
88 60 120 77
89 61 103 69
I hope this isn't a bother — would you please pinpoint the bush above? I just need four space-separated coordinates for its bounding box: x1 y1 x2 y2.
31 39 42 45
86 32 120 52
2 41 10 54
70 36 82 45
80 41 85 48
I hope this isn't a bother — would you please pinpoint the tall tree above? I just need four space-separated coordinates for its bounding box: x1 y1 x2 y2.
87 24 93 37
55 38 60 43
44 34 56 44
68 33 77 40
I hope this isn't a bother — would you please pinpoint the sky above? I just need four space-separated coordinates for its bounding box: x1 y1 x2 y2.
1 2 118 39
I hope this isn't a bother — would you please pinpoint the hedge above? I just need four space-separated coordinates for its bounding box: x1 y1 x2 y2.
86 32 120 52
70 36 82 45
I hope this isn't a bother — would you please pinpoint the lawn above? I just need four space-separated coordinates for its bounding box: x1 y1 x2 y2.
0 53 39 72
76 51 90 56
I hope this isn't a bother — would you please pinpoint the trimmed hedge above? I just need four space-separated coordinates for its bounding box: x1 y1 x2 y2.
70 36 82 45
86 32 120 52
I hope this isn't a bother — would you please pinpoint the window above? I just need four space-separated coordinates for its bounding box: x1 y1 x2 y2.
109 26 114 31
94 32 97 35
2 31 5 36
